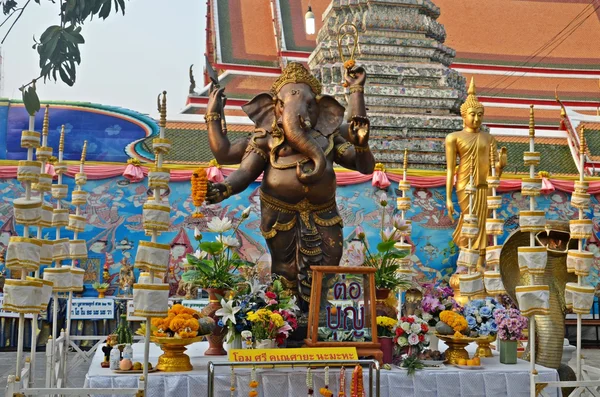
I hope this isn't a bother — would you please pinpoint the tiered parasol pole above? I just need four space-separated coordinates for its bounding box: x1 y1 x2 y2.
489 146 498 264
576 127 585 380
397 149 409 318
15 113 37 379
527 105 537 392
49 127 65 388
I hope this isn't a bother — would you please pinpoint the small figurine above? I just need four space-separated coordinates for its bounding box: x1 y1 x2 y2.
101 344 113 368
241 330 253 349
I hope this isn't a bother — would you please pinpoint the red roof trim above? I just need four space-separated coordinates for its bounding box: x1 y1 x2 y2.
213 62 281 75
486 123 559 131
480 96 599 108
451 62 600 76
281 50 311 58
187 96 248 107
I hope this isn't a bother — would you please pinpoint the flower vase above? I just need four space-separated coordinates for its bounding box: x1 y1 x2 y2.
256 339 276 349
227 334 242 351
202 288 228 356
380 337 394 364
428 332 439 351
499 339 518 364
375 288 395 318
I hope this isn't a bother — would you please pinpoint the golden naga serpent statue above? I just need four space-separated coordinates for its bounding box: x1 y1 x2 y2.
500 220 577 369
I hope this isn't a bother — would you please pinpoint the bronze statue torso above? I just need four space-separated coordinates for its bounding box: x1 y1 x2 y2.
261 132 337 205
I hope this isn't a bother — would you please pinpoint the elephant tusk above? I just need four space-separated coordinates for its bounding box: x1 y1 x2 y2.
298 114 312 130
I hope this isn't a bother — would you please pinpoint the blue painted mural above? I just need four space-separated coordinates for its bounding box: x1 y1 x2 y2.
1 102 157 162
0 176 598 298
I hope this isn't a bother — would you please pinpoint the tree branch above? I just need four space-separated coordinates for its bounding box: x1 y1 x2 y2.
0 6 24 30
1 0 31 44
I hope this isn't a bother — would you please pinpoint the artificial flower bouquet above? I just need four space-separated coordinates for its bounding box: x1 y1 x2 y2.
437 310 469 337
394 315 430 355
419 282 458 327
461 297 504 337
376 316 397 337
151 304 202 339
216 279 299 346
494 307 528 341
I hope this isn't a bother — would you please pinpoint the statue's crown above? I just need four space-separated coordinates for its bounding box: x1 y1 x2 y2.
460 77 484 117
270 62 322 96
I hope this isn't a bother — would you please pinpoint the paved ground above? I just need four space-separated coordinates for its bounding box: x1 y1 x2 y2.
0 348 597 392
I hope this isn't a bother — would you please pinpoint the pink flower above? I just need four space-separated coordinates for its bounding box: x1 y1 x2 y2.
380 227 400 242
408 334 420 345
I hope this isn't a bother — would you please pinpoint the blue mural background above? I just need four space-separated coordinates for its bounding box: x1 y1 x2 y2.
0 176 598 300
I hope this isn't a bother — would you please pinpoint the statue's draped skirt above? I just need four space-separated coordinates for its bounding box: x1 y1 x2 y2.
259 189 343 307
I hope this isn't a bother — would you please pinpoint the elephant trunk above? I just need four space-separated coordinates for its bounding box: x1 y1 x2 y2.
281 109 326 184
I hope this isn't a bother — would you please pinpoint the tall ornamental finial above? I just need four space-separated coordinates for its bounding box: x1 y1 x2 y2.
42 105 50 137
529 104 535 138
80 141 87 164
403 148 408 171
580 126 586 154
159 91 167 128
59 125 65 153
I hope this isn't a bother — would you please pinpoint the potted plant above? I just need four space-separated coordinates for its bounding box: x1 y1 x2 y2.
494 307 528 364
182 214 253 355
92 282 110 298
376 316 397 364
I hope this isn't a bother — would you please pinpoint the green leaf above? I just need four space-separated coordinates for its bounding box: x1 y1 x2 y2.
59 66 73 86
376 240 396 253
200 241 224 255
22 86 40 116
99 0 111 19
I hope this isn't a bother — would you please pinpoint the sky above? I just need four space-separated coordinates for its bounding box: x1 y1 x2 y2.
1 0 206 118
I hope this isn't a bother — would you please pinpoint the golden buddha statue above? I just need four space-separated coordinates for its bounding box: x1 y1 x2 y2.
445 78 507 267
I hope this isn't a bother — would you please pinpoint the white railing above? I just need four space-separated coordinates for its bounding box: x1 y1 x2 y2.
536 359 600 397
66 335 143 375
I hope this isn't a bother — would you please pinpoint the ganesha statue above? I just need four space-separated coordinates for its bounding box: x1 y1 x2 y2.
206 62 375 315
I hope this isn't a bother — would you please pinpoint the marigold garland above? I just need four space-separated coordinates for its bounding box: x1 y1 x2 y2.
320 366 333 397
249 366 258 397
350 365 364 397
439 310 468 333
191 167 208 217
151 304 201 338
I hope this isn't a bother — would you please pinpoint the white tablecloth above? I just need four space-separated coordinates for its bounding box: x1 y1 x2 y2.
85 341 560 397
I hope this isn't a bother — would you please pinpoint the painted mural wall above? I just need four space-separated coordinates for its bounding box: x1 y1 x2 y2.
0 176 598 297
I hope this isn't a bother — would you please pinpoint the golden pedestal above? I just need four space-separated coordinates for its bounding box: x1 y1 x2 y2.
437 334 477 365
474 335 496 358
150 336 203 372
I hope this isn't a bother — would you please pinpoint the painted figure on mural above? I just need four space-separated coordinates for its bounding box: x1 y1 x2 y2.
205 62 375 313
168 228 193 296
116 238 135 296
445 78 507 267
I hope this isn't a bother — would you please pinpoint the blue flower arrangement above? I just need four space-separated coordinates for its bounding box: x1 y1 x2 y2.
461 297 504 337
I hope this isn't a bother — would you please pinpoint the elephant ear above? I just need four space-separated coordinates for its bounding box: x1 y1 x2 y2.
315 95 345 136
242 92 275 131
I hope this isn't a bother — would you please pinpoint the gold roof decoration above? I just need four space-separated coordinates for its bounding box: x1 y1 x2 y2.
270 62 322 97
460 77 484 118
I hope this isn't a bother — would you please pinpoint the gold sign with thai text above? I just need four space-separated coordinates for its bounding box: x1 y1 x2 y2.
228 347 358 363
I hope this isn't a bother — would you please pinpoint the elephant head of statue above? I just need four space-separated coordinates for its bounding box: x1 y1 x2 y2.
242 62 345 184
500 220 577 369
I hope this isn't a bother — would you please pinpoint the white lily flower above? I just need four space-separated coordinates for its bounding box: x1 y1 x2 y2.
215 298 240 326
287 295 300 313
217 235 240 248
207 217 233 233
246 279 267 296
193 249 207 260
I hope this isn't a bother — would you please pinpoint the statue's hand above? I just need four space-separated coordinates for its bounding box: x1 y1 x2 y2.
348 115 370 148
496 147 508 172
446 200 455 221
206 181 229 204
344 65 367 87
206 85 225 115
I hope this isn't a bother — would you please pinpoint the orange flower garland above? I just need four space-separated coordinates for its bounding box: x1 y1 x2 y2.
191 167 208 218
350 365 364 397
151 304 202 338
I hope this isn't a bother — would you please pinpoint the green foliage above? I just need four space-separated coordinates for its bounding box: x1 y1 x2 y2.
2 0 127 87
114 314 133 345
363 241 411 290
400 355 424 376
92 282 109 289
183 249 254 291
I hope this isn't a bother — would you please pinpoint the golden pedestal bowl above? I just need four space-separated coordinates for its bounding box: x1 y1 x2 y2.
474 334 496 358
436 334 478 365
150 336 204 372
